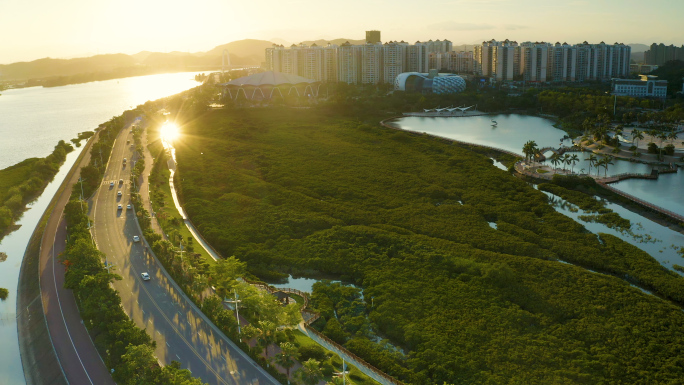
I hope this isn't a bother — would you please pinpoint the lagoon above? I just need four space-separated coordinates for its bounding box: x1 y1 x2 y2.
390 115 684 217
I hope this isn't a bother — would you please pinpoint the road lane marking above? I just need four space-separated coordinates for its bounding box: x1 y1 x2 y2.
52 225 95 385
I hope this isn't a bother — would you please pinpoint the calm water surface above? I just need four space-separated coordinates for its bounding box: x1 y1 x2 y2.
391 115 684 217
0 72 202 383
0 72 202 169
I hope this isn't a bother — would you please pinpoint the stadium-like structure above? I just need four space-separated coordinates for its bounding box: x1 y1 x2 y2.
219 71 321 100
394 72 466 94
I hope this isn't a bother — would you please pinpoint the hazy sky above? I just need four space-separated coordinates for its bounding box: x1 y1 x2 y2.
2 0 683 64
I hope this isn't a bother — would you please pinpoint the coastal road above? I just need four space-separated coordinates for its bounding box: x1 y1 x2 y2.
39 131 116 385
90 124 279 385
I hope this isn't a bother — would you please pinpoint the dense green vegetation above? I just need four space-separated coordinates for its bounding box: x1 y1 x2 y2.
650 60 684 95
0 140 73 239
171 106 684 384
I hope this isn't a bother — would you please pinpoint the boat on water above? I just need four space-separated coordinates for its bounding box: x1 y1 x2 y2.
491 120 498 125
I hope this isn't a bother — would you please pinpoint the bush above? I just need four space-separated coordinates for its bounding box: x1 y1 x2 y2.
0 288 8 300
648 142 658 154
298 344 327 362
665 144 675 155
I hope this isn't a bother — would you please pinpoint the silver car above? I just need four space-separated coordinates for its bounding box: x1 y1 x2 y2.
141 272 150 281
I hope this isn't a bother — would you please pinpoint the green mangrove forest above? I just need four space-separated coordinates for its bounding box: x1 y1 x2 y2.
168 105 684 384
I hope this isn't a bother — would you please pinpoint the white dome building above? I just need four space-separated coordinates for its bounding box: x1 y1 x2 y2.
394 72 466 94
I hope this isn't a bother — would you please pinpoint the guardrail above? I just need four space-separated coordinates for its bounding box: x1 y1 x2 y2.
302 324 405 385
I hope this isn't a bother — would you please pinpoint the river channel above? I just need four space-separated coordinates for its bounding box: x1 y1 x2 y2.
0 72 202 383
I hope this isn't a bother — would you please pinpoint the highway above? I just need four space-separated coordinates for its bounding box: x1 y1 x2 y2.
90 124 279 385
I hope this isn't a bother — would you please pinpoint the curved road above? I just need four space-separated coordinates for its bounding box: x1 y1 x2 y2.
90 124 278 385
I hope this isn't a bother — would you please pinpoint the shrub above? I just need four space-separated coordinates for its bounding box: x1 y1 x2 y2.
298 344 327 362
648 142 658 154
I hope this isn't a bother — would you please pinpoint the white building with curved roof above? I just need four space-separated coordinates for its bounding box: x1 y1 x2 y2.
218 71 321 100
394 72 466 94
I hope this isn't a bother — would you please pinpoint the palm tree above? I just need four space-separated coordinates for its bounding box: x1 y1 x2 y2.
632 129 644 148
588 154 597 176
602 155 614 177
522 140 538 164
274 342 299 379
550 153 561 170
295 359 324 385
570 154 579 174
562 153 571 171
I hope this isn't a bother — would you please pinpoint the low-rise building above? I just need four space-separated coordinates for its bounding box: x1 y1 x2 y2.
612 75 667 99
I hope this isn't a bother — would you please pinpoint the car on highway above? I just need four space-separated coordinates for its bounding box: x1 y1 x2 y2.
119 179 124 184
117 191 122 196
141 272 150 281
127 204 132 210
133 235 140 242
109 181 114 187
123 158 127 164
117 204 122 210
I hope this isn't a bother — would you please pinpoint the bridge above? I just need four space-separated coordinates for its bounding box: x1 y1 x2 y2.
537 146 583 161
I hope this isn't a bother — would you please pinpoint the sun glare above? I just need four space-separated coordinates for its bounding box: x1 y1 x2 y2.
160 122 180 143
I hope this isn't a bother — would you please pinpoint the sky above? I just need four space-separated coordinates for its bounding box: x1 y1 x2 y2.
2 0 683 64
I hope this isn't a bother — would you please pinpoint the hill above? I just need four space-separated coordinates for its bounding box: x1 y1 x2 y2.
0 39 274 82
0 54 137 80
629 43 650 52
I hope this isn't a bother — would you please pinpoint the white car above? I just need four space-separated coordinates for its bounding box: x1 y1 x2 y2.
141 272 150 281
109 181 114 187
127 204 132 210
123 158 127 164
117 191 122 196
133 235 140 242
117 204 122 210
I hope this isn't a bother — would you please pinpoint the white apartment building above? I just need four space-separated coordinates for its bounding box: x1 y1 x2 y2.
361 43 384 84
266 43 338 82
383 42 407 84
265 36 457 85
474 39 520 81
612 75 667 99
475 40 631 83
406 43 429 73
520 42 551 82
337 42 363 84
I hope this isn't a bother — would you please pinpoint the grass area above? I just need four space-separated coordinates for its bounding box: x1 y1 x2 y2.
146 131 215 267
536 169 549 174
292 330 379 385
0 158 39 202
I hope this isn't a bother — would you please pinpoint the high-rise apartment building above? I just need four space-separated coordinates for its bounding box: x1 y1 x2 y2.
338 42 363 84
265 43 338 82
265 33 459 86
644 43 684 65
474 39 520 81
406 43 429 73
366 30 381 44
475 39 630 83
383 42 407 84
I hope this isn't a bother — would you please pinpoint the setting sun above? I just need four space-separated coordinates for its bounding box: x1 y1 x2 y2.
160 121 180 143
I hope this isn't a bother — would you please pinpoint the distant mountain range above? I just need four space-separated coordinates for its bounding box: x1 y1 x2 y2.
0 39 277 81
0 40 658 82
